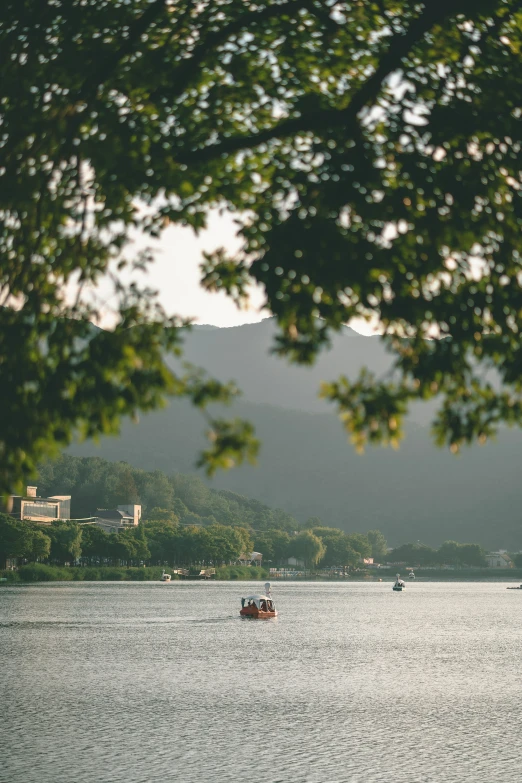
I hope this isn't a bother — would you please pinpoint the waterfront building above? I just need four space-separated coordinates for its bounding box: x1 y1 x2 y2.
8 486 71 524
485 552 513 568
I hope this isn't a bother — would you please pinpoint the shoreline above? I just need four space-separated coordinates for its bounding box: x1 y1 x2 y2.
2 565 522 584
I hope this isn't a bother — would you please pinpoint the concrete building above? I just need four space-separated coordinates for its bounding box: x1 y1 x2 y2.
8 486 71 524
95 504 142 534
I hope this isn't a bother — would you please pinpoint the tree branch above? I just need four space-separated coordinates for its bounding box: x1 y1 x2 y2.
175 0 476 164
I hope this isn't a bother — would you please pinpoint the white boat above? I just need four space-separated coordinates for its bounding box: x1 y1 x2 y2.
393 574 406 591
408 571 415 579
160 571 172 582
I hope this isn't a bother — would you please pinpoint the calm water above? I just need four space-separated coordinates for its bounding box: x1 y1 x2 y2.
1 580 521 783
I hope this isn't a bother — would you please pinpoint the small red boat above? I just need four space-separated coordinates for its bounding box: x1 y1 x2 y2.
240 594 277 619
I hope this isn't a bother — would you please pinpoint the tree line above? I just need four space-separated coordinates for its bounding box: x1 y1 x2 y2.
0 512 386 571
3 509 505 576
386 541 489 569
2 512 515 573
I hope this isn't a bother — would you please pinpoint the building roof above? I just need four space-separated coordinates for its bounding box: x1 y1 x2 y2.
10 494 70 502
97 509 133 521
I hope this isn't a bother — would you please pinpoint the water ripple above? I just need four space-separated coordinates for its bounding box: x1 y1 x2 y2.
1 581 521 783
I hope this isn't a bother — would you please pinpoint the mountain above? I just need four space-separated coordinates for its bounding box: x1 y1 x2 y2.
177 318 437 424
178 319 392 414
67 319 522 549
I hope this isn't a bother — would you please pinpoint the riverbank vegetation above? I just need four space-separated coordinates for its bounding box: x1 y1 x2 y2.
3 563 520 584
0 564 268 582
0 506 498 581
0 511 374 573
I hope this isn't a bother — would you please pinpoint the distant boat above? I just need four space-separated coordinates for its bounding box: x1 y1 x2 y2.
240 594 277 618
408 571 415 579
160 571 172 582
506 584 522 590
393 574 406 592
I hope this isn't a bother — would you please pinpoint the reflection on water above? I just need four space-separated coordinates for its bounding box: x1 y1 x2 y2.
1 581 521 783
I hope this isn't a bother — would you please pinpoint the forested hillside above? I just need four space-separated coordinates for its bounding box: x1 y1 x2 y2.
6 455 388 572
0 456 490 574
67 321 522 550
39 455 299 532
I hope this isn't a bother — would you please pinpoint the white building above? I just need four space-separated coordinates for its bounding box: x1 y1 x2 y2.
485 552 513 568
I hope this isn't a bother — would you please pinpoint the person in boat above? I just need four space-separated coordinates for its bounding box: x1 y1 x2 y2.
260 600 267 611
241 597 245 608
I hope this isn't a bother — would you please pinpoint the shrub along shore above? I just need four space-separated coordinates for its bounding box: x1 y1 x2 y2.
0 564 269 582
2 565 521 583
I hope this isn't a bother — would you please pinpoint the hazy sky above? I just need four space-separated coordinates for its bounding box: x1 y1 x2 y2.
95 212 373 334
93 211 266 329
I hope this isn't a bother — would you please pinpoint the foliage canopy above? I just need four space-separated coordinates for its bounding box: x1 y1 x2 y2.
2 0 522 490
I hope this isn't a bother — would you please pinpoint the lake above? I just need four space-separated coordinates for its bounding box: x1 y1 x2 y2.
1 580 521 783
